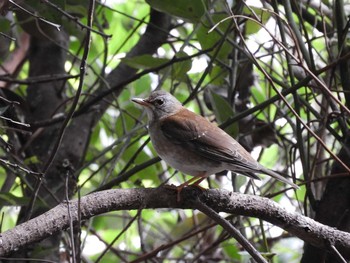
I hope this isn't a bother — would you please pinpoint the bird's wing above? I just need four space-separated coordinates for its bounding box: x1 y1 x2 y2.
160 109 261 174
160 109 298 188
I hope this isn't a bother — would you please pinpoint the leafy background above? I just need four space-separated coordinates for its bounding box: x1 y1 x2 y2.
0 0 349 262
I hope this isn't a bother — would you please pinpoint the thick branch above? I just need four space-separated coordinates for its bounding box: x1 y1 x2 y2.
1 188 349 257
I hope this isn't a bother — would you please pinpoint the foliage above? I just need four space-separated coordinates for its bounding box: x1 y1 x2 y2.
0 0 350 262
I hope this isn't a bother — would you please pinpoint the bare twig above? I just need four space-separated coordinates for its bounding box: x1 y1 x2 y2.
41 0 111 39
0 74 80 85
9 0 61 31
194 200 268 263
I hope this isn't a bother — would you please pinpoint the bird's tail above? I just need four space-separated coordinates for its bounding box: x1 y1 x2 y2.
260 167 299 189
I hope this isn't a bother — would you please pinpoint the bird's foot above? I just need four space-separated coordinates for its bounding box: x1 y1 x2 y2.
164 177 207 202
163 184 186 202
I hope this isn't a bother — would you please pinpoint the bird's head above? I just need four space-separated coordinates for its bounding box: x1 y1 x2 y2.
132 90 183 121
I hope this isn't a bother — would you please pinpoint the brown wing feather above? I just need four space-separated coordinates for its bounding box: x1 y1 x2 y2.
160 109 260 172
160 108 298 189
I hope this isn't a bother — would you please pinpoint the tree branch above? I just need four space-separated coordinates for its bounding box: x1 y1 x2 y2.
1 187 350 257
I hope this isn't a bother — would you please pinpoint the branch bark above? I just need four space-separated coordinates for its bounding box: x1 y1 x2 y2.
1 188 349 258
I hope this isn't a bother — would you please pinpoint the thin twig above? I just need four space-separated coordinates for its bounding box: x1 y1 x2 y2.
28 47 217 129
41 0 111 39
0 74 80 85
0 32 16 41
9 0 61 31
65 173 76 263
329 244 347 263
0 116 30 127
194 199 268 263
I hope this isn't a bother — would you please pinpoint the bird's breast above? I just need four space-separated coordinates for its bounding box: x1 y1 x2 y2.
148 123 222 177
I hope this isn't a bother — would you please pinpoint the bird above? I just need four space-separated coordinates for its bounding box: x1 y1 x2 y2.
132 90 298 199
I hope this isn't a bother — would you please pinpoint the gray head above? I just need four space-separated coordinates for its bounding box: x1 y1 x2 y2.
132 90 183 121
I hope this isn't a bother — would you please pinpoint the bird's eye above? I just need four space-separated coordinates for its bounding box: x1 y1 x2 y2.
154 98 164 106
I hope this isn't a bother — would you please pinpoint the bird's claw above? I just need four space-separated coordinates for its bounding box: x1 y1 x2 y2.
163 181 207 202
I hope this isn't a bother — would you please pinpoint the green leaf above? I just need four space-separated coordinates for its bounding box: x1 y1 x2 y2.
209 65 227 85
223 239 241 259
197 14 232 60
146 0 206 23
24 0 65 24
0 17 12 63
24 155 40 165
122 54 169 70
133 75 152 96
208 90 238 137
122 53 191 82
0 17 11 32
171 51 192 81
170 213 208 239
65 4 87 18
243 6 271 35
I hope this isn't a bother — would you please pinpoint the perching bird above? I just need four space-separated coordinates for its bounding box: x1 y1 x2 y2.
132 90 298 198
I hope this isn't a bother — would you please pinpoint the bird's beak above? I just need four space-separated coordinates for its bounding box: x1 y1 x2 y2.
131 97 151 107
